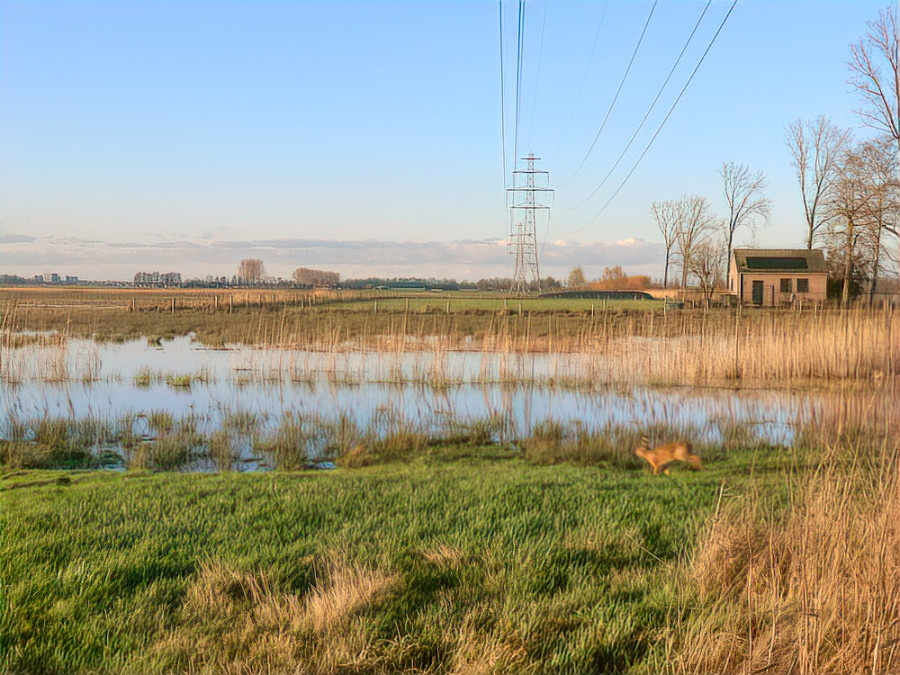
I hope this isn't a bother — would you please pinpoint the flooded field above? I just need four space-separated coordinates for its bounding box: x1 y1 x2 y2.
4 334 892 471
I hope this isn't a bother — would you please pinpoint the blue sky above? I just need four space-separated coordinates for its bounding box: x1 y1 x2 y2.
0 0 889 280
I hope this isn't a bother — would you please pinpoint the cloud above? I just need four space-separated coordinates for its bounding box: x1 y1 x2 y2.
0 234 36 244
0 236 665 281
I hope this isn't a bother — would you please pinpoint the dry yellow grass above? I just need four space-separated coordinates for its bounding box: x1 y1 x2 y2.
149 558 397 674
669 443 900 675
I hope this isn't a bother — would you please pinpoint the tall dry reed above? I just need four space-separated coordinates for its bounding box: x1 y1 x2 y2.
665 399 900 675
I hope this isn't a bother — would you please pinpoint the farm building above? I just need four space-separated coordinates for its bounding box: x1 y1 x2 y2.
728 248 827 306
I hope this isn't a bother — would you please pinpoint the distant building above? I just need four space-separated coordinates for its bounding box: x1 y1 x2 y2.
728 248 828 306
43 273 60 283
134 271 182 288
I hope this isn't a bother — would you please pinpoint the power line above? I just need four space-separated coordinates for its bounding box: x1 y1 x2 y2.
564 0 713 210
513 0 526 169
526 0 549 145
547 1 609 165
557 0 658 188
499 0 508 188
566 0 739 234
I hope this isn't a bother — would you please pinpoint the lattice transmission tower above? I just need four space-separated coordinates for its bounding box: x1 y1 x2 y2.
508 154 553 293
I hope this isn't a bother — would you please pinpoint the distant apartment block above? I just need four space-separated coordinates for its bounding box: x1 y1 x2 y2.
31 273 78 284
133 271 183 287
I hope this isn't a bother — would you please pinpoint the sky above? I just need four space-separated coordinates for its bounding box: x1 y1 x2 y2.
0 0 891 282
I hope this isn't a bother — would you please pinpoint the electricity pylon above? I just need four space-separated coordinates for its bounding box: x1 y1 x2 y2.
508 154 552 294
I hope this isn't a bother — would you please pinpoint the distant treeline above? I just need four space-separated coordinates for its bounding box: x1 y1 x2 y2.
2 273 562 292
340 277 476 291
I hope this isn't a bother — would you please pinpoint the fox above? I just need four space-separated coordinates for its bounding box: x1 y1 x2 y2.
634 437 701 475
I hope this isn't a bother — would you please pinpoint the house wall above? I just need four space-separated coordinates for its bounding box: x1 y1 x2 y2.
728 268 827 306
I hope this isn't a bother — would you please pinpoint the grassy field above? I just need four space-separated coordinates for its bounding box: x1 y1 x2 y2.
4 429 897 675
2 443 789 675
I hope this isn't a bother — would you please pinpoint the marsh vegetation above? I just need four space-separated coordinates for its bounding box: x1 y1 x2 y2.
1 288 898 673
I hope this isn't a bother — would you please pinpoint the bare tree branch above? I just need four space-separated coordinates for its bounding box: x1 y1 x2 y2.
847 5 900 155
720 162 771 264
785 117 850 249
675 195 717 288
824 138 899 306
651 199 682 289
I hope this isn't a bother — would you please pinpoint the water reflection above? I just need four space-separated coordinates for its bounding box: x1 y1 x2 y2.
1 335 878 449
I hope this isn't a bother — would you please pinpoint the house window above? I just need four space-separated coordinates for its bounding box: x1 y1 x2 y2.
780 278 793 293
797 278 809 293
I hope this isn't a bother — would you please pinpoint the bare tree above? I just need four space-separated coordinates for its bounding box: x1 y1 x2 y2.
688 238 726 304
848 4 900 157
826 144 876 307
720 162 771 266
675 195 718 289
860 135 900 304
651 199 682 288
238 259 265 286
785 117 850 249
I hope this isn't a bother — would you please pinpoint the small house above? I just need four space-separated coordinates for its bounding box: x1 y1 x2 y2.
728 249 827 306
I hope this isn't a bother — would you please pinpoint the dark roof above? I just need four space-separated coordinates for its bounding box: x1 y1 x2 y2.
732 248 827 274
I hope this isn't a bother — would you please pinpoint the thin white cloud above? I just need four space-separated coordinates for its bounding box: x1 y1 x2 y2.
0 234 36 244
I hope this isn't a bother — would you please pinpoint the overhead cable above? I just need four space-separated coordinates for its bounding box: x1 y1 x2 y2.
568 0 740 233
565 0 714 210
547 0 609 165
513 0 526 169
499 0 508 187
526 0 549 145
558 0 658 187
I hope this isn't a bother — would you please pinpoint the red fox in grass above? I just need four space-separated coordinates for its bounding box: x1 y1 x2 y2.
634 437 702 475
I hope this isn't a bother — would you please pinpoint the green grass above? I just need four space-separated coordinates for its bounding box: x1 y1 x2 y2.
0 445 791 674
338 296 664 313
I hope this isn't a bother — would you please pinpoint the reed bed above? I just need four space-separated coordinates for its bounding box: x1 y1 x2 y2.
2 312 897 390
4 291 896 386
664 429 900 674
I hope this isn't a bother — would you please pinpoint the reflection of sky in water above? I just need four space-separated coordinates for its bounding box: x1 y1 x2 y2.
0 336 842 444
